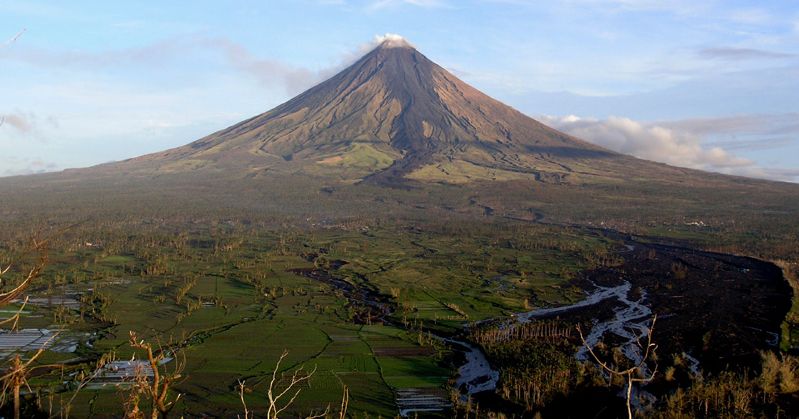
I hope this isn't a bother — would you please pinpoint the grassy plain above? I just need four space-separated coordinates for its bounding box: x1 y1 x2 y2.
1 215 612 416
0 170 797 416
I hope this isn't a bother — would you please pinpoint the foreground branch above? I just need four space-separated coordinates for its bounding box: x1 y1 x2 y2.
577 315 658 419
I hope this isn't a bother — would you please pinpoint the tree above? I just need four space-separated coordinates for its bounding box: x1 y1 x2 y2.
238 349 349 419
126 331 185 419
577 315 658 419
0 240 49 419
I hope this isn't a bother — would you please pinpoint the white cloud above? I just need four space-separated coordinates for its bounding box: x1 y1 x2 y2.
0 156 59 177
201 39 319 95
538 115 793 180
541 113 798 182
0 36 333 96
759 167 799 181
0 113 32 133
374 33 413 48
0 111 57 138
656 114 799 141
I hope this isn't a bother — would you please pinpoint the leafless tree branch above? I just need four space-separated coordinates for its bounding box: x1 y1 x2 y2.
127 331 185 419
577 315 658 419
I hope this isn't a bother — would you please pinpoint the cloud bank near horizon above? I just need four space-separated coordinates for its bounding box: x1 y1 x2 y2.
541 114 798 182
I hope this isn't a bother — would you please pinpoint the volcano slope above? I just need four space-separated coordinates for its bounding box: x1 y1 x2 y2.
3 37 797 247
0 38 797 417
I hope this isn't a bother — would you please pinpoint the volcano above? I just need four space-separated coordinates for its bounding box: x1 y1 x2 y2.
102 36 695 186
12 33 796 221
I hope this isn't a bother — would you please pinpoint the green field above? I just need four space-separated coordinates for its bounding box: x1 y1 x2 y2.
0 218 616 417
0 168 796 417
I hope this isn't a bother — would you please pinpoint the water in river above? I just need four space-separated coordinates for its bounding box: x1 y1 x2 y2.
455 279 657 396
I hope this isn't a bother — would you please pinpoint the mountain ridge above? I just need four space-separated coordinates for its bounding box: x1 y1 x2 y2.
42 37 795 191
102 39 643 185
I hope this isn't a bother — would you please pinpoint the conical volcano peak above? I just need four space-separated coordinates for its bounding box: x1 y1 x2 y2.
124 35 614 184
375 33 414 49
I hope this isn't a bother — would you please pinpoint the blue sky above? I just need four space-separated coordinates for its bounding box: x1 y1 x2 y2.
1 0 798 181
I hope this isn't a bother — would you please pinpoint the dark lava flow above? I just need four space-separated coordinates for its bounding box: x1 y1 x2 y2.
290 233 792 405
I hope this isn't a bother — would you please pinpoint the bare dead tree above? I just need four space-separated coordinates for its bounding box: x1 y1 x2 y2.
577 315 658 419
0 339 58 419
238 377 333 419
127 331 185 419
0 240 50 419
266 350 316 418
302 383 349 419
0 297 28 333
237 380 251 419
53 351 118 418
336 385 349 419
0 242 47 306
0 225 86 418
238 350 348 419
